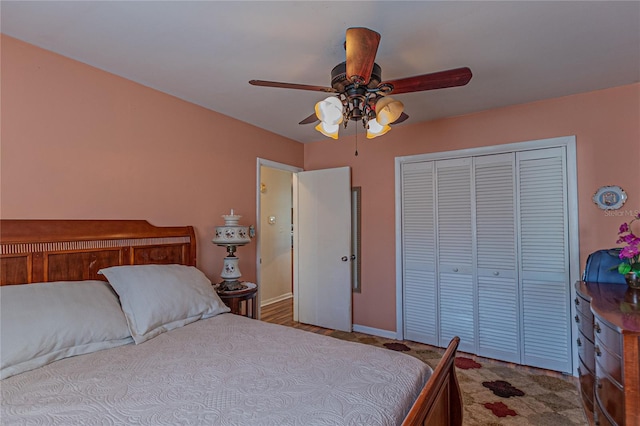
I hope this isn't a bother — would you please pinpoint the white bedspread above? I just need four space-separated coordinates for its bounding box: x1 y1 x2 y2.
1 314 431 425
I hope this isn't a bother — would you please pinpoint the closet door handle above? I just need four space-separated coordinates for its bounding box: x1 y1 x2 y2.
341 256 348 262
493 271 499 276
453 268 459 272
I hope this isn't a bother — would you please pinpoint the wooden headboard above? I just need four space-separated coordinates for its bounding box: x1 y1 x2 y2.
0 220 196 285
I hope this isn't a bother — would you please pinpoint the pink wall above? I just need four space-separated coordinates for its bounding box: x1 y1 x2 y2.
1 35 304 282
305 83 640 332
3 34 639 334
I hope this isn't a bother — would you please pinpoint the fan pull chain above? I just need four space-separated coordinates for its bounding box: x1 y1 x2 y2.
354 122 359 156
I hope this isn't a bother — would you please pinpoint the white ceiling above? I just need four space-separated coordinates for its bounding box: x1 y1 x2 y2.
2 1 639 143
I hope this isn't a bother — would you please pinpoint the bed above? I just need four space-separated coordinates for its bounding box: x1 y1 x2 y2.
0 219 462 425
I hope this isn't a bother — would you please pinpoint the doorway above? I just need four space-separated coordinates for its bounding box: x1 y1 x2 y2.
256 159 301 319
256 159 353 332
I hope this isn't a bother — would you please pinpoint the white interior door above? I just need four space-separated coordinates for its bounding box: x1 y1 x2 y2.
294 166 352 332
436 158 475 353
474 153 520 363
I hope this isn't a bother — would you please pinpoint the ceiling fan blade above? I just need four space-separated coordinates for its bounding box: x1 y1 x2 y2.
299 113 319 125
390 112 409 125
382 67 472 95
249 80 337 93
345 27 381 85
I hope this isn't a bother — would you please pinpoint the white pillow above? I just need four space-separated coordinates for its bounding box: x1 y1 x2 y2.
99 264 230 344
0 280 133 379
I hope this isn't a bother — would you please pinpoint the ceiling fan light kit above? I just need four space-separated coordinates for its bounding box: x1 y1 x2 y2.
375 96 404 126
315 97 344 125
366 118 391 139
249 27 472 140
314 120 340 139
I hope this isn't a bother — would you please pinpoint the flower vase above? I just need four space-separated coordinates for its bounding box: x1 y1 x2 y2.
624 272 640 289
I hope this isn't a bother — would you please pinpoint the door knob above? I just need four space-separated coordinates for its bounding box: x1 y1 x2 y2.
341 256 348 261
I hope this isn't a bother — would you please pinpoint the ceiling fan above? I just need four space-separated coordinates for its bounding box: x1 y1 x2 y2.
249 27 472 139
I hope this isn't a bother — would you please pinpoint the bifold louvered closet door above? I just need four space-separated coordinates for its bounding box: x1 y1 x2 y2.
401 147 571 373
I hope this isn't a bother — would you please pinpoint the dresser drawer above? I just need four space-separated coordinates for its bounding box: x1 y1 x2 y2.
578 331 595 373
573 312 593 342
575 293 592 319
595 362 624 425
578 358 594 413
595 340 623 386
594 397 615 426
575 310 594 339
594 318 621 357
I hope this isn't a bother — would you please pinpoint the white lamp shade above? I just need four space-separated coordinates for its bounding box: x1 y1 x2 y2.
315 97 344 126
366 118 391 139
375 97 404 125
315 121 340 139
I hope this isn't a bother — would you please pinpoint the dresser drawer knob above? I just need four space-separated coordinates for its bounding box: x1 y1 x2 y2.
577 366 582 375
595 345 602 357
576 337 582 347
574 297 580 306
594 322 601 333
595 377 603 389
574 314 580 323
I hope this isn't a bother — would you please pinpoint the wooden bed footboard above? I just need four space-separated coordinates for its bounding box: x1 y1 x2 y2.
402 336 463 426
0 220 196 285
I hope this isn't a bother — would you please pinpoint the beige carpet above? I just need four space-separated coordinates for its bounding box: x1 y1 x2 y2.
329 330 588 426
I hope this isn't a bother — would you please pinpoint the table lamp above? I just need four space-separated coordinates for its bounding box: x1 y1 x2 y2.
212 210 252 291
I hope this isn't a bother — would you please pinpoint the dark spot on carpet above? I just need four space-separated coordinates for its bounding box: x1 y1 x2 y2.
455 357 482 369
384 342 411 351
483 401 518 417
482 380 525 398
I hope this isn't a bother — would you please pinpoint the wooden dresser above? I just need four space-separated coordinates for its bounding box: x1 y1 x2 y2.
575 281 640 426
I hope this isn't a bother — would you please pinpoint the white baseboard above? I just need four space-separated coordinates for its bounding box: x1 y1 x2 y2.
259 297 399 341
261 292 293 307
352 324 398 340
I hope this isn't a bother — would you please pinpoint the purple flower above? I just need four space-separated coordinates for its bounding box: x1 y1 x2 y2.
620 245 640 260
616 216 640 274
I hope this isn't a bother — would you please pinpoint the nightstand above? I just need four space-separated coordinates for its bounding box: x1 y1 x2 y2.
216 282 258 319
